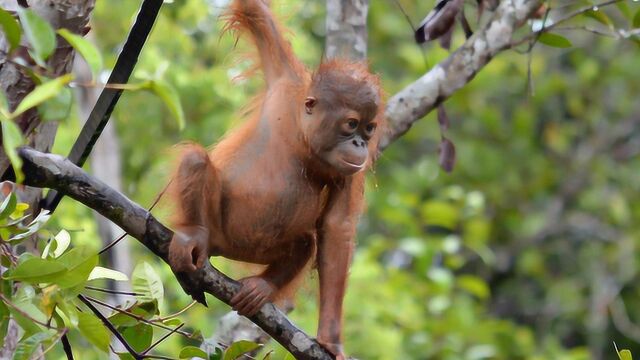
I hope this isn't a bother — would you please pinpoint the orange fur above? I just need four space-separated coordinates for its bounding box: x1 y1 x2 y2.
167 2 384 358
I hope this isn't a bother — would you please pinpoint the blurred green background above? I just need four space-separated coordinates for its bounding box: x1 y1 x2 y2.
46 0 640 359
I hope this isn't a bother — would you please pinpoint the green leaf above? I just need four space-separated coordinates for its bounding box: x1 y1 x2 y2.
8 306 42 335
617 1 631 19
584 9 612 26
56 300 79 327
17 8 55 66
57 28 103 79
121 323 153 352
12 74 74 117
38 86 73 121
283 352 296 360
1 120 24 183
78 312 110 352
0 317 9 343
132 262 164 308
147 80 185 130
210 347 224 360
223 340 261 360
179 346 209 359
9 288 46 336
109 302 156 327
0 8 21 53
3 257 67 283
10 202 28 220
0 281 9 338
13 331 54 360
538 33 572 48
55 247 98 289
88 266 129 281
0 90 8 117
9 209 51 242
620 350 633 360
457 275 490 299
0 192 17 220
634 8 640 28
53 229 71 257
420 201 459 230
162 318 182 326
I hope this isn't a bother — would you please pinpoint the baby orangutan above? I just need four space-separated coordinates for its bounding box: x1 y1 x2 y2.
167 1 383 358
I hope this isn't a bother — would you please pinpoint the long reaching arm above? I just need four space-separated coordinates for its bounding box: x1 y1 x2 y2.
225 0 306 85
317 174 366 360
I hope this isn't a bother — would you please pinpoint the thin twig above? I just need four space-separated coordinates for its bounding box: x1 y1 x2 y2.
140 323 185 356
148 178 173 212
0 294 62 330
143 355 176 360
391 0 430 68
61 333 74 360
77 294 142 360
151 301 196 322
511 0 623 47
610 297 640 343
98 178 173 255
83 295 193 338
98 232 127 255
553 25 618 38
85 285 141 296
32 329 69 360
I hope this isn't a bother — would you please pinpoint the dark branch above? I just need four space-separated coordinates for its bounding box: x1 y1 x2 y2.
61 334 74 360
18 147 333 360
78 294 142 359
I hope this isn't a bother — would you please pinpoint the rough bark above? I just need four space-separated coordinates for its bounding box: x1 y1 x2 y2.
0 0 95 173
17 147 334 360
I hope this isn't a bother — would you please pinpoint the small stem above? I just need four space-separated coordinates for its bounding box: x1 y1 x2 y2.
99 179 173 255
98 233 128 255
68 81 150 91
152 301 196 322
61 333 74 360
77 295 142 360
0 294 62 330
83 295 193 338
511 0 623 47
140 323 184 356
85 285 141 296
32 329 68 360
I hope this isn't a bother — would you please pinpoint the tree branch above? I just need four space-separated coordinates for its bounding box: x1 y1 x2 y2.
379 0 544 150
17 147 333 360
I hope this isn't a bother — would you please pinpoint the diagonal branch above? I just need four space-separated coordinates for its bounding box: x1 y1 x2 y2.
17 147 333 360
379 0 544 150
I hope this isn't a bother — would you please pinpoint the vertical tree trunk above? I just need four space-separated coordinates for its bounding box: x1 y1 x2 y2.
325 0 369 61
